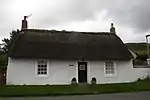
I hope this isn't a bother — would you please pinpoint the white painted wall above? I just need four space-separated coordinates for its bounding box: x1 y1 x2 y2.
7 58 77 85
90 60 150 84
7 58 150 85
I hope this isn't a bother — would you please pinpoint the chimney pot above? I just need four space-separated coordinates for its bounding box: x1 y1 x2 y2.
110 23 116 34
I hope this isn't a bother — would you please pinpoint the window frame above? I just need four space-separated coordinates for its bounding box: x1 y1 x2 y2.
35 59 49 77
104 61 117 77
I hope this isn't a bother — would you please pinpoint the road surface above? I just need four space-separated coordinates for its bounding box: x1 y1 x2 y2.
0 91 150 100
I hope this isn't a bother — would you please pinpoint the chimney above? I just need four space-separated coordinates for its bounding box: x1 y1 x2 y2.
110 23 116 34
21 16 28 30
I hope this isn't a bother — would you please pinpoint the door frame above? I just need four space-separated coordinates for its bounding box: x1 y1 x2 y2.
78 62 87 83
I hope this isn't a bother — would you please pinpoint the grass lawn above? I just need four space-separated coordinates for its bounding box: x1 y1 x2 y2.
0 78 150 97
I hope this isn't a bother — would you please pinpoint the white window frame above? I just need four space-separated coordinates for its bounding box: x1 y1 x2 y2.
35 59 49 77
104 61 117 77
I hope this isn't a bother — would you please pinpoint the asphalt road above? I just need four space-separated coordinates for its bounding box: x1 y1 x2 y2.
1 91 150 100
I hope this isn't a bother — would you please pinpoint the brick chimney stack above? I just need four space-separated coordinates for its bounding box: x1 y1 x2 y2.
110 23 116 34
21 16 28 30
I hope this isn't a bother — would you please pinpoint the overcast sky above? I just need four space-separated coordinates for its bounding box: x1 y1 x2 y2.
1 0 150 43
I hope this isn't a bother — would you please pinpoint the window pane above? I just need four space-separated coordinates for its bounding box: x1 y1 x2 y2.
111 70 114 74
37 60 48 75
41 68 44 71
79 65 85 70
38 72 41 75
41 72 43 74
44 68 47 71
38 69 41 71
44 72 47 74
41 64 43 66
105 61 114 75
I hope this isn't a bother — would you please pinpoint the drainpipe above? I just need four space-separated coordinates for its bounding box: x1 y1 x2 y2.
146 35 150 66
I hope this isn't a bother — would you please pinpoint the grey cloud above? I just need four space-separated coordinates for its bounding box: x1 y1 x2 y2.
105 0 150 33
1 0 150 41
33 0 98 27
33 0 150 33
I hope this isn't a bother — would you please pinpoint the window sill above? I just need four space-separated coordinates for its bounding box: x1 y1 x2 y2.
36 75 49 78
104 74 116 78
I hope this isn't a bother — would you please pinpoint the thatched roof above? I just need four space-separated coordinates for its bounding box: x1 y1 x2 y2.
8 29 133 60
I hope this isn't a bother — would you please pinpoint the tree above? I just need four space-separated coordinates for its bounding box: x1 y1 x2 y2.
0 29 20 67
2 38 10 53
2 29 19 53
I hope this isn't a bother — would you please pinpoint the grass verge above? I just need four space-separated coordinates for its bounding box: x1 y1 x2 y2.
0 78 150 97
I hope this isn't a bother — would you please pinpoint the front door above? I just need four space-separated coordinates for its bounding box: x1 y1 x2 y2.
78 62 87 83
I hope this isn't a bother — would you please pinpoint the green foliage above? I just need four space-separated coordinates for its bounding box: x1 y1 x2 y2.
126 43 150 60
2 38 10 53
2 29 19 53
0 54 7 66
0 29 20 69
126 43 148 55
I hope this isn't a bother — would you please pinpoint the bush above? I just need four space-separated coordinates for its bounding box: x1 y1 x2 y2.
91 77 97 84
137 78 141 82
71 77 77 84
135 76 150 83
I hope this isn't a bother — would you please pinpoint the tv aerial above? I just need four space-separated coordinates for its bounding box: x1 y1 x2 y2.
24 14 32 19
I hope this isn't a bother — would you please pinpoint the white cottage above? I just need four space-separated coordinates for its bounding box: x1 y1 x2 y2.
6 17 149 85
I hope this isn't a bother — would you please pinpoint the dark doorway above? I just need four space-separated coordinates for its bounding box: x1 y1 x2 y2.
0 68 6 85
78 62 87 83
